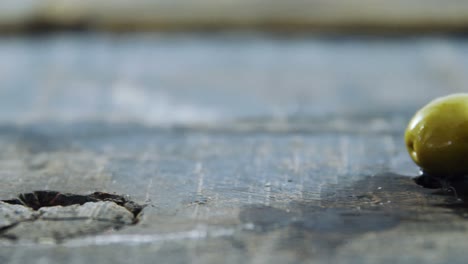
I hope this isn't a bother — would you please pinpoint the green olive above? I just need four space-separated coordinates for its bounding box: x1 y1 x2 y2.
405 93 468 178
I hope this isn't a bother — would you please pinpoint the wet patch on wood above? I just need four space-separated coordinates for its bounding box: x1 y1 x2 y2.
238 173 468 257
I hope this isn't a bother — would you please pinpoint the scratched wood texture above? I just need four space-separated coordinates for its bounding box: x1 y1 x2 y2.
1 33 468 263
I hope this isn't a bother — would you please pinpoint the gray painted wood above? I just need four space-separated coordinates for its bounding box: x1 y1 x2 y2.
0 33 468 263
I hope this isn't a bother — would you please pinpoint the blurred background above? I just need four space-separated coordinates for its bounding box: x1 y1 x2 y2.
0 0 467 128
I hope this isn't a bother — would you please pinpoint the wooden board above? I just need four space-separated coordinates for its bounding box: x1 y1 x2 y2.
1 33 468 263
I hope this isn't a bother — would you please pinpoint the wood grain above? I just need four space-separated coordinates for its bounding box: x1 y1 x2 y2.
0 33 468 263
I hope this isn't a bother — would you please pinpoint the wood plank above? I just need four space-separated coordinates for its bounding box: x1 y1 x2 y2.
0 33 467 263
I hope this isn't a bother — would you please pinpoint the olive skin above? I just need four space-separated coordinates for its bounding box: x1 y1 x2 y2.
405 93 468 178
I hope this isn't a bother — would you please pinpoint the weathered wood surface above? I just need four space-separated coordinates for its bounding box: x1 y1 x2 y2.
1 33 468 263
3 1 468 31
